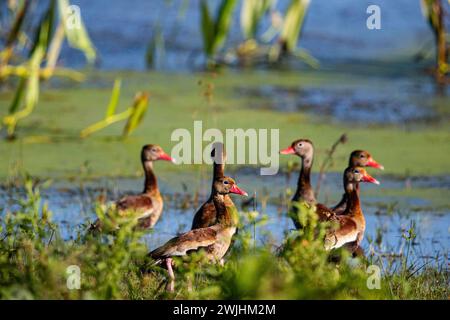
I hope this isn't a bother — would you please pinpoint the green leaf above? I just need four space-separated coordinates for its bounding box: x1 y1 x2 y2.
200 0 238 57
3 44 44 138
240 0 272 39
200 0 215 56
29 0 56 57
211 0 238 55
105 79 121 118
280 0 310 52
58 0 96 63
123 93 149 137
145 23 165 69
8 76 26 114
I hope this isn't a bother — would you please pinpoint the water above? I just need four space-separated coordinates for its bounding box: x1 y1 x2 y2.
1 173 448 266
237 82 448 125
61 0 439 71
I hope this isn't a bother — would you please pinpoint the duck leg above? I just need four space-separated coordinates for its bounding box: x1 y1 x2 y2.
165 258 175 292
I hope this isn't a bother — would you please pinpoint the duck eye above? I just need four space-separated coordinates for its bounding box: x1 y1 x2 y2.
223 180 229 185
151 148 157 152
360 154 364 158
298 143 303 148
354 170 359 174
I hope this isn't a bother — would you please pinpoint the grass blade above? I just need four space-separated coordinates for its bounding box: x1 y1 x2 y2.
105 79 121 118
200 0 215 56
123 92 149 137
211 0 238 55
240 0 272 39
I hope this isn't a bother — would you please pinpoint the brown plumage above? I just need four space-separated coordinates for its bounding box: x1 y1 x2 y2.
280 139 316 229
324 167 380 252
91 144 174 231
150 227 218 261
332 150 383 215
281 139 337 228
149 176 247 292
191 142 235 229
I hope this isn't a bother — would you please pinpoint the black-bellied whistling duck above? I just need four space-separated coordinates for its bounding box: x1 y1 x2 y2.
91 144 175 231
332 150 383 215
149 176 247 292
324 167 379 252
280 139 334 228
191 142 235 229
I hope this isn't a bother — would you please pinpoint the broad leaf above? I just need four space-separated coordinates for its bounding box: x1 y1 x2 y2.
280 0 310 52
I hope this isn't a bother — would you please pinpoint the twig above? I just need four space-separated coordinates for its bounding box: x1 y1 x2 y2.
315 133 348 197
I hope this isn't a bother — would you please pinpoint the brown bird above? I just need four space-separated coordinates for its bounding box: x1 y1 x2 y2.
91 144 175 231
280 139 334 228
324 167 380 252
332 150 383 215
149 176 247 292
191 142 235 229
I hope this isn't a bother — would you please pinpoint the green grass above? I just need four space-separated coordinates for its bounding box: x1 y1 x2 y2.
0 181 447 300
0 70 449 182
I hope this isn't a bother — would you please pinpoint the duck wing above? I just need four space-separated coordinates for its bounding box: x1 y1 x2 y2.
324 216 358 250
191 200 217 229
116 194 154 215
149 227 218 261
315 203 336 221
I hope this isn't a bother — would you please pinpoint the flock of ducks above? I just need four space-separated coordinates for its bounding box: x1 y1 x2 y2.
91 140 383 292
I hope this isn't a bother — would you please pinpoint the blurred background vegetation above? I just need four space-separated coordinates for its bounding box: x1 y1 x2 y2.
0 0 448 140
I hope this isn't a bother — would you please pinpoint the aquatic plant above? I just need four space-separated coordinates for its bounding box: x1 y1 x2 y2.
232 0 318 67
420 0 449 83
80 79 150 138
240 0 273 40
200 0 239 62
0 0 95 140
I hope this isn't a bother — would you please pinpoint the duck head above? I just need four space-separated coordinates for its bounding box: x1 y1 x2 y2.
141 144 176 163
280 139 314 159
345 166 380 185
349 150 384 170
214 176 248 196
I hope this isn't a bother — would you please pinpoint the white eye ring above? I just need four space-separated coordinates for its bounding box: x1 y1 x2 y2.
298 143 303 147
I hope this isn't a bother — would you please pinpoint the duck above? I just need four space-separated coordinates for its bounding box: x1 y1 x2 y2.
324 167 379 253
191 142 235 229
332 150 383 215
280 139 334 228
91 144 175 231
149 176 247 292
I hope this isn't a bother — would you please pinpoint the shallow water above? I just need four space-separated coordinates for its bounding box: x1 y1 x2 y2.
236 78 449 125
1 173 448 267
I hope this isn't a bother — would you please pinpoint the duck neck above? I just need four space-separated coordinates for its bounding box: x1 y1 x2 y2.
211 161 224 192
344 182 361 217
143 161 158 195
295 153 315 204
213 192 234 227
210 161 234 205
